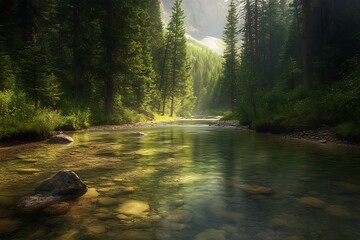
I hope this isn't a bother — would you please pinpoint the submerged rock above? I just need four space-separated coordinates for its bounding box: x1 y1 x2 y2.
17 170 87 213
239 184 274 195
117 200 149 217
17 195 61 213
131 132 146 137
48 134 74 144
325 206 350 217
298 196 326 208
98 197 118 206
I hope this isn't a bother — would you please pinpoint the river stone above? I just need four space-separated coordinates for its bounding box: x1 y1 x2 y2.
35 170 87 199
195 229 226 240
87 225 106 235
98 197 117 206
325 206 350 217
120 186 136 194
0 219 22 234
117 200 149 217
298 196 326 208
17 195 61 213
117 214 129 220
17 170 87 213
43 202 70 215
131 132 147 137
239 184 274 195
16 168 41 174
48 134 74 144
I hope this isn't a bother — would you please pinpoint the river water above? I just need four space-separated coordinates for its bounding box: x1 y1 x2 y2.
0 121 359 239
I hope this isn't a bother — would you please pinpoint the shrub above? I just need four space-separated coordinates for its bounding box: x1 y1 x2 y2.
62 109 91 131
334 122 360 142
0 90 64 140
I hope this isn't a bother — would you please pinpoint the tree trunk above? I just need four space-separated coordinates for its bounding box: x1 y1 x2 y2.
300 0 312 89
159 33 171 113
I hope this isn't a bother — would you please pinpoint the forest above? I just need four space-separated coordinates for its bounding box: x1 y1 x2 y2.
1 0 360 141
0 0 224 140
221 0 360 141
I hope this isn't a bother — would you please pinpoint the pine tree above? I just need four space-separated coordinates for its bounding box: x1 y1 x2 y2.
222 0 240 112
160 0 194 117
18 34 61 108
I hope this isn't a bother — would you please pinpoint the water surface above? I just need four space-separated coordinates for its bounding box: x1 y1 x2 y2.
0 122 359 239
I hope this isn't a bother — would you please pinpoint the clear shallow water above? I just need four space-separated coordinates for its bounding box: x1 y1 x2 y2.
0 122 360 239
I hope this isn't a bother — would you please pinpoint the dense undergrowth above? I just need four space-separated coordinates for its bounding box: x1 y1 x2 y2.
0 90 160 141
235 61 360 141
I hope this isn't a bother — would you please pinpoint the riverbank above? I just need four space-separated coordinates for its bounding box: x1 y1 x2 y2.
1 119 358 149
211 120 359 146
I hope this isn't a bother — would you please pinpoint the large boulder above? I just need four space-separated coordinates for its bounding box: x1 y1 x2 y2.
48 134 74 144
17 170 87 213
35 170 87 198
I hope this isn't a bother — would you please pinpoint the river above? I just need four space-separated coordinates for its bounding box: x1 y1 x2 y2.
0 121 359 239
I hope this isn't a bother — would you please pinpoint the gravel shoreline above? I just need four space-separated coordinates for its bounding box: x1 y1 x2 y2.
1 120 358 148
212 120 359 146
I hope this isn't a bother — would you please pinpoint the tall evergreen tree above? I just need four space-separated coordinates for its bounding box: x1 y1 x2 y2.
222 0 239 112
160 0 194 117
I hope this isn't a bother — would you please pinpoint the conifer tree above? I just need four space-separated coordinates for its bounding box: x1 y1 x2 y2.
161 0 194 117
18 34 61 108
222 0 240 112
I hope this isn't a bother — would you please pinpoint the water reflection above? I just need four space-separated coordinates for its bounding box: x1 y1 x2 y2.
0 123 359 239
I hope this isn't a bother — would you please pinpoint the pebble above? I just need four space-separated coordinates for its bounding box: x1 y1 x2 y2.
87 225 106 235
298 196 326 208
239 184 274 195
16 168 41 174
117 200 150 217
117 214 129 220
98 197 118 206
120 186 136 194
325 206 350 217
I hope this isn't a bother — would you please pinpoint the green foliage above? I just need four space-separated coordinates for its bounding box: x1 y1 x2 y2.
158 0 195 117
104 109 148 125
62 109 91 131
0 90 63 140
0 52 16 90
187 39 223 113
221 0 240 112
220 111 239 121
18 34 61 108
334 122 360 141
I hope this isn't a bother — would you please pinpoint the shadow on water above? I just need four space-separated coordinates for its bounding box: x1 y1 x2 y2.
0 121 360 239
